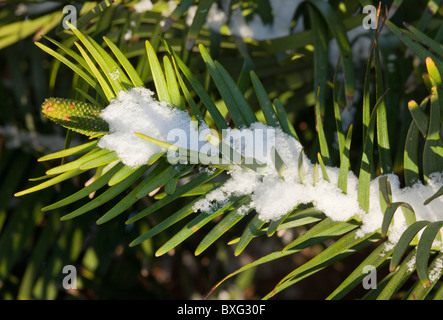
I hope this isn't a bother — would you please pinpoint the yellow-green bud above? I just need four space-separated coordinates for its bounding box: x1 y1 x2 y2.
42 98 109 136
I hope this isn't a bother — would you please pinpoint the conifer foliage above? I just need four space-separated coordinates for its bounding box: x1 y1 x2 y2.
2 0 443 300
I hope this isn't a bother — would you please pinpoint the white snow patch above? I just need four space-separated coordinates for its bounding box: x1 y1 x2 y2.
191 123 443 247
228 0 302 40
109 69 120 80
133 0 153 13
429 256 443 283
161 0 177 17
186 2 229 32
407 254 417 272
98 87 214 168
124 29 133 42
183 0 302 40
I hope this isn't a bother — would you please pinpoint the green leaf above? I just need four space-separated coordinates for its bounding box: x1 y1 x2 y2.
147 152 166 165
60 165 148 221
229 208 325 245
424 185 443 205
385 20 443 72
215 61 258 126
256 14 363 55
408 100 429 138
313 163 319 186
308 0 354 108
422 73 434 92
57 0 116 34
162 39 227 130
38 140 98 162
45 148 105 175
74 41 114 102
433 281 443 300
195 198 251 256
282 217 359 253
199 44 245 128
332 55 345 159
68 22 123 96
170 55 205 121
404 118 422 187
163 55 184 109
274 208 325 232
308 4 329 118
206 133 243 165
236 55 255 94
79 151 118 170
135 164 192 200
267 211 292 237
338 124 353 194
154 196 243 257
268 231 379 299
35 42 106 101
14 168 87 197
164 175 179 195
327 241 393 300
97 164 192 225
426 57 443 87
234 213 266 256
376 248 417 300
126 168 223 224
403 22 443 60
298 148 306 184
416 221 443 286
207 247 297 298
426 57 443 123
161 0 196 32
146 40 170 103
41 162 124 212
185 0 214 51
154 181 223 199
362 40 376 143
407 252 443 300
103 36 144 87
134 132 230 169
75 87 103 109
271 147 287 179
88 36 132 91
317 153 330 183
43 36 93 76
250 71 279 127
108 164 139 186
423 87 443 182
378 176 392 215
375 31 392 174
205 209 325 297
381 202 416 237
135 20 162 82
314 84 330 165
389 221 430 272
273 98 299 141
358 88 390 212
416 0 443 32
129 196 206 247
